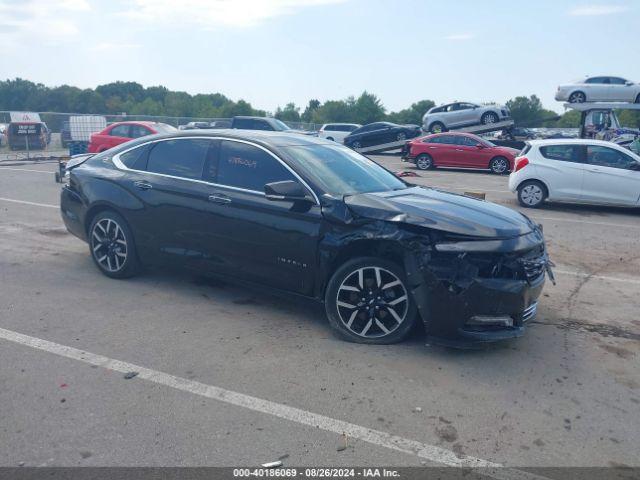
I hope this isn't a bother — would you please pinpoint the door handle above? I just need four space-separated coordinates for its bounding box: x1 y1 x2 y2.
208 194 231 205
428 146 437 149
588 168 603 173
455 149 464 151
134 180 153 190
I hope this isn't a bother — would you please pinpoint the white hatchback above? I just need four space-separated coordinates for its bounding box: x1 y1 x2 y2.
508 139 640 208
318 123 361 143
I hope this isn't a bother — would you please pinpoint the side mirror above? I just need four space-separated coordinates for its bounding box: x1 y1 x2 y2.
630 162 640 171
476 143 485 149
264 180 313 203
625 81 634 86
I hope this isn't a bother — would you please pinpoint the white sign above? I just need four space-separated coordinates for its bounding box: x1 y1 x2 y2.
10 111 41 123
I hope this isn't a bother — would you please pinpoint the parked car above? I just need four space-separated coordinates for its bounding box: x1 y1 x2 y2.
318 123 361 143
497 127 536 141
6 121 49 150
403 132 519 174
87 121 176 153
180 121 211 130
230 116 315 135
61 121 72 148
343 122 421 149
555 76 640 104
61 130 551 346
509 139 640 208
422 102 511 133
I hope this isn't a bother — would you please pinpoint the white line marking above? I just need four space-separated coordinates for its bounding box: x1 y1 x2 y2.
0 197 58 209
0 167 53 174
555 269 640 285
0 327 547 480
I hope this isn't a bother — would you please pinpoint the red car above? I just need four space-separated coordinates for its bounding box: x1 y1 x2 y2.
403 132 519 174
88 121 176 153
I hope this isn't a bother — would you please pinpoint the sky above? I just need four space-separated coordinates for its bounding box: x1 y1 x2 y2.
0 0 638 114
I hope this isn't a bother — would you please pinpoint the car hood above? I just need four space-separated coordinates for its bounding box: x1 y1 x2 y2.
344 186 534 238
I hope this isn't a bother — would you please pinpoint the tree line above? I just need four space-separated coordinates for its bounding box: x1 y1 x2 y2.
3 77 629 128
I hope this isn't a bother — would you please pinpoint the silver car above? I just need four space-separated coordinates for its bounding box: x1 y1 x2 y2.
422 102 511 133
555 76 640 104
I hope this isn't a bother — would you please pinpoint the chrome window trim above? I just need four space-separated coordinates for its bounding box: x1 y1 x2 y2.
111 135 320 205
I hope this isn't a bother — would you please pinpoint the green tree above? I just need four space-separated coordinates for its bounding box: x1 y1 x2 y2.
387 99 435 125
354 91 386 124
506 95 558 127
301 99 320 123
275 102 301 122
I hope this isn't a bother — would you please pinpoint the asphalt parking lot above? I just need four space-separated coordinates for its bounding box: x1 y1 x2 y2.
0 155 639 471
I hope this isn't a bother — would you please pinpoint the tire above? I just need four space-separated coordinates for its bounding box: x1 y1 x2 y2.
397 132 407 141
429 122 445 134
517 180 547 208
415 154 433 170
489 156 509 174
325 257 418 345
326 137 334 141
481 112 499 125
568 91 586 103
88 211 140 279
635 94 640 104
351 141 362 149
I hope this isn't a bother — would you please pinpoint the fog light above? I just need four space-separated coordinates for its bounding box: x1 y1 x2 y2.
467 315 513 327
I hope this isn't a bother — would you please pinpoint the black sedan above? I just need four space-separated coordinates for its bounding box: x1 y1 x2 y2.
61 130 552 346
343 122 422 149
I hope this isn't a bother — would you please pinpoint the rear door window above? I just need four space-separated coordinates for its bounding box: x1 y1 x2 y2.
539 145 584 163
145 138 211 180
130 125 152 138
110 125 130 137
216 140 296 192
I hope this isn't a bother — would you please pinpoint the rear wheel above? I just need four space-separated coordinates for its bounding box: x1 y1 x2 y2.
89 211 140 278
489 156 509 174
351 141 362 149
397 132 407 141
517 180 547 208
568 91 586 103
325 258 418 344
635 94 640 104
481 112 499 125
415 154 433 170
326 136 334 141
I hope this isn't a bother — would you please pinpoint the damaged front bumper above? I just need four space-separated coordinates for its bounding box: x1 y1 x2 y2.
404 230 553 347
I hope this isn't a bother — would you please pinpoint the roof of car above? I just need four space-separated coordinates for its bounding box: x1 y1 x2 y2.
113 129 335 150
527 139 628 147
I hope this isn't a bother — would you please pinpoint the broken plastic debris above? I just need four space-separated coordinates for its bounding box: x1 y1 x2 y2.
123 371 139 380
336 433 349 451
414 407 423 413
261 461 282 468
395 170 420 177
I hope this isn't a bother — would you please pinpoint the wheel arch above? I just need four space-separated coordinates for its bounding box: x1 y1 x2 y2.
569 90 586 101
321 239 407 297
84 202 127 237
489 155 511 170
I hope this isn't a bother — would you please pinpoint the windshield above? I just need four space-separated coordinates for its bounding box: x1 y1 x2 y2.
273 119 292 131
282 144 407 196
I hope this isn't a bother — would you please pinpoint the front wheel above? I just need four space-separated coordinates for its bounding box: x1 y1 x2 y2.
89 211 140 278
429 122 445 134
351 141 362 149
517 181 547 208
415 154 433 170
325 258 418 344
635 94 640 104
481 112 499 125
397 132 407 141
489 156 509 174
